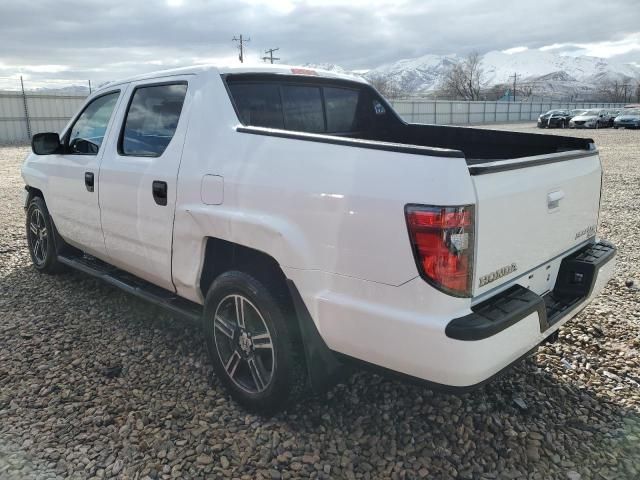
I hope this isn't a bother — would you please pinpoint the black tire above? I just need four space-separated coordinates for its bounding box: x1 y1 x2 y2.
25 196 65 274
203 271 306 414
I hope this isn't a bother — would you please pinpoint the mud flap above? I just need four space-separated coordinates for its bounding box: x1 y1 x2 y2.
286 279 345 393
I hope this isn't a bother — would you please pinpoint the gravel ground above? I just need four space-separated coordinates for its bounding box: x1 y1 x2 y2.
1 125 639 480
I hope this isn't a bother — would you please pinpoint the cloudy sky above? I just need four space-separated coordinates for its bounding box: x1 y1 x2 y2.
1 0 638 89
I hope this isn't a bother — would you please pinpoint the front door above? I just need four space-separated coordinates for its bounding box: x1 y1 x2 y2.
98 79 191 291
46 90 122 258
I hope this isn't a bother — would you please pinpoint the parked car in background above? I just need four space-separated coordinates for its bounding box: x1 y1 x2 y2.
604 110 620 127
537 109 571 128
623 104 640 109
569 109 608 129
613 108 640 129
569 109 587 119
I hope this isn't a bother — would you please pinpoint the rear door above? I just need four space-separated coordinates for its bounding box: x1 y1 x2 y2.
98 77 191 291
471 152 602 297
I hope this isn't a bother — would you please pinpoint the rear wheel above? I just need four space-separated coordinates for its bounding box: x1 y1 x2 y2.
25 197 65 274
203 271 306 414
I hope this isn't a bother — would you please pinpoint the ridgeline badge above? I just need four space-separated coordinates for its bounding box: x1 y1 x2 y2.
479 263 518 287
575 225 597 240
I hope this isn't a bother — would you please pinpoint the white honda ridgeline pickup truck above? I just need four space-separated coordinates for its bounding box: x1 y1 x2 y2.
22 65 616 413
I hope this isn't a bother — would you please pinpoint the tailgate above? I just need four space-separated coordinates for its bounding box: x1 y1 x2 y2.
471 151 601 297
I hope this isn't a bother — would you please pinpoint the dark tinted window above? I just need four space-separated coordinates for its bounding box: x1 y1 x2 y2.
282 85 324 133
68 92 119 154
121 83 187 156
228 83 284 129
324 87 359 132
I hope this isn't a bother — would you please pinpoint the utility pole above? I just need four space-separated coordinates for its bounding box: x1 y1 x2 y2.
622 83 630 103
232 34 250 63
262 47 280 64
509 73 520 102
20 76 31 140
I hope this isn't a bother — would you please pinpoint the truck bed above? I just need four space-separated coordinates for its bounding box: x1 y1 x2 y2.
382 123 594 162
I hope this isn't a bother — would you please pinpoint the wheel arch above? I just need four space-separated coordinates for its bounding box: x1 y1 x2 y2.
24 185 44 208
199 236 343 392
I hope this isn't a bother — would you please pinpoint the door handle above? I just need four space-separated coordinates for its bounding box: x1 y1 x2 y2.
84 172 94 192
152 180 168 206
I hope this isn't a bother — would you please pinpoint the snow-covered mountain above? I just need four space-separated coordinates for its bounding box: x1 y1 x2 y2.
364 49 640 98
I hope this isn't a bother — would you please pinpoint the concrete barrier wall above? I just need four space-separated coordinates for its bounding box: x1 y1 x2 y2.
390 99 626 125
0 93 628 142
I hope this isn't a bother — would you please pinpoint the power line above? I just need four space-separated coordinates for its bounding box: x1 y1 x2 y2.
232 34 250 63
262 47 280 64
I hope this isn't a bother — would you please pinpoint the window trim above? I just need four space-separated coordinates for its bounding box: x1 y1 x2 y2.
117 80 188 158
63 90 121 156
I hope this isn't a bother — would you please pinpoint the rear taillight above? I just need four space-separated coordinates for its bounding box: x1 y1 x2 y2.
405 204 475 297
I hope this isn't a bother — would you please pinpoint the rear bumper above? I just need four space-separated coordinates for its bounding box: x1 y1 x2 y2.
538 118 564 128
285 241 615 389
446 241 616 341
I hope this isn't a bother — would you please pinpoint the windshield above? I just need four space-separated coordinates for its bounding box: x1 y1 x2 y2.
545 110 565 115
581 110 601 116
621 109 640 115
571 109 586 115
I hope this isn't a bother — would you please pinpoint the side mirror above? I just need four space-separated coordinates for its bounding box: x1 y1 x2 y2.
32 132 61 155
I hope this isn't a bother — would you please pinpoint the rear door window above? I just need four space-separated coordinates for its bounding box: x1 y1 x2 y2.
120 83 188 157
281 85 325 133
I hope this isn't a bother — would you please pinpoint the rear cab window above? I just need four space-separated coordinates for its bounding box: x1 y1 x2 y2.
226 75 370 135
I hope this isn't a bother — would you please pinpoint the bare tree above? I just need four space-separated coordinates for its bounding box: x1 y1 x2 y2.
597 80 631 103
368 75 404 99
483 83 508 101
438 52 486 100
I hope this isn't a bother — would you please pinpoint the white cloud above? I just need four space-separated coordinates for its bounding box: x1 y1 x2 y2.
502 46 528 54
0 0 638 85
540 32 640 58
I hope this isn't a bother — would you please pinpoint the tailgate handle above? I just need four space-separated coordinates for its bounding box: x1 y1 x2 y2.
547 190 564 210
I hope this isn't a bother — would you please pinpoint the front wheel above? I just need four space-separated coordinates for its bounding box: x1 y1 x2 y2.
203 271 306 414
25 196 65 274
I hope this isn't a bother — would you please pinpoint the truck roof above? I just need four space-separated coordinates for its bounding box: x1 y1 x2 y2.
95 64 367 93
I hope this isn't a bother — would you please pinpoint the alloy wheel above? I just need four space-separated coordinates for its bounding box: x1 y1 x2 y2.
212 294 275 393
28 208 48 266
